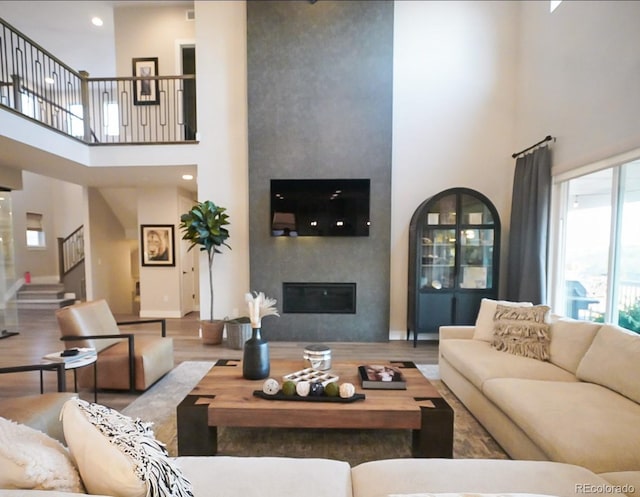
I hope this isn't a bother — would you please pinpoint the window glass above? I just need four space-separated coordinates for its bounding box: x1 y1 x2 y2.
616 160 640 332
557 159 640 334
104 102 119 136
563 169 612 321
68 104 84 137
26 212 45 248
460 194 493 225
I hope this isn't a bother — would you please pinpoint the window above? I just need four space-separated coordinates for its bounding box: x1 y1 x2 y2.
26 212 45 248
68 102 119 139
21 93 40 120
68 104 84 138
550 0 563 13
104 102 120 137
553 159 640 333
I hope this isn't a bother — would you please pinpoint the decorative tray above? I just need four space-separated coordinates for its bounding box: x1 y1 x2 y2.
282 368 339 387
253 391 365 403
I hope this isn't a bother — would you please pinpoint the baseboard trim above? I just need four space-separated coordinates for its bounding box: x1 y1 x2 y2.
140 310 183 319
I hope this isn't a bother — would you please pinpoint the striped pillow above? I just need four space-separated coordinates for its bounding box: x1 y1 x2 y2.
61 398 192 497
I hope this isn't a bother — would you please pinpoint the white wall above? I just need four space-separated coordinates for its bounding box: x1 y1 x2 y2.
10 172 84 282
390 1 519 338
192 1 250 321
87 188 132 313
0 0 116 77
137 187 183 318
514 1 640 176
113 3 195 77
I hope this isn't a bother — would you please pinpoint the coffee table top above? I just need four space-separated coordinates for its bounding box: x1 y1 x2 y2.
188 359 441 430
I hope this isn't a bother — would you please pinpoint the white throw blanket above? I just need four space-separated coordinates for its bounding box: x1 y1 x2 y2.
0 416 83 492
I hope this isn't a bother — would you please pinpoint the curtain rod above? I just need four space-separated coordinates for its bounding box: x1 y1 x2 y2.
512 135 555 158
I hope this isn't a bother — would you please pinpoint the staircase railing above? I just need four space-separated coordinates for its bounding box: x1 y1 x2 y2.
0 17 196 144
59 225 84 277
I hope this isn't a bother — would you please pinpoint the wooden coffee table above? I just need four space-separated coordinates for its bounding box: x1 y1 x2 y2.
176 359 453 458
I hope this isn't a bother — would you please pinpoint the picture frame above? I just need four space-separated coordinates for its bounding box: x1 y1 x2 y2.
140 224 175 266
132 57 159 105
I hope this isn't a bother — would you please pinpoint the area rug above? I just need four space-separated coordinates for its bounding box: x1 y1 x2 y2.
123 361 508 465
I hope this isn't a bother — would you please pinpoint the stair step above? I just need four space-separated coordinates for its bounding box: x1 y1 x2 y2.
17 290 65 300
15 298 76 310
20 283 65 291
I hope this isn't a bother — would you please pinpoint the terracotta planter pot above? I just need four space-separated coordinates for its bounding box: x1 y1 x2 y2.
200 320 224 345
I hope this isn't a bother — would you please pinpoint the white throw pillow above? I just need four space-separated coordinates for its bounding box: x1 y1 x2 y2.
0 416 84 492
61 398 193 497
473 298 533 342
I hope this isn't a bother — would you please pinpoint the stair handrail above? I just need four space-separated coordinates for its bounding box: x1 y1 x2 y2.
59 225 84 277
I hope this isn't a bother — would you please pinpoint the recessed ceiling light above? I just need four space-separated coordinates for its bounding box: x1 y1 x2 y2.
91 17 104 27
182 174 194 181
44 77 55 85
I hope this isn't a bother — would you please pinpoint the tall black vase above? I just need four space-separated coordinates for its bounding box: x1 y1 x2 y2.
242 328 270 380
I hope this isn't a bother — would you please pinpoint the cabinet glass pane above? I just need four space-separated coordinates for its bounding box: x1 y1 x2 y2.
459 228 494 289
420 228 456 290
461 194 494 225
423 194 457 226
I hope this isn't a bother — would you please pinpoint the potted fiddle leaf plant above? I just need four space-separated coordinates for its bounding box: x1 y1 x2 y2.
179 200 230 344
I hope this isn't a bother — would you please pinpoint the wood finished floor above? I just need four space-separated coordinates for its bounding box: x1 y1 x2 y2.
0 308 439 411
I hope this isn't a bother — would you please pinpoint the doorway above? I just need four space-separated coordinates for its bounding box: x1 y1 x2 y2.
181 46 196 141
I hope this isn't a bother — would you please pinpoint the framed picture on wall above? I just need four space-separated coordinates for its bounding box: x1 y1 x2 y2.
141 224 175 266
132 57 159 105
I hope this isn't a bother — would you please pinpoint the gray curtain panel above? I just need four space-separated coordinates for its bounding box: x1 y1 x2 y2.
506 145 551 304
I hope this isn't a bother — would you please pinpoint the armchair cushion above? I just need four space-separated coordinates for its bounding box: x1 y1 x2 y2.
88 335 174 391
55 299 122 352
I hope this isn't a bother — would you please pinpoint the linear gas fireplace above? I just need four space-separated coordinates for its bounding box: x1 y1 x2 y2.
283 283 356 314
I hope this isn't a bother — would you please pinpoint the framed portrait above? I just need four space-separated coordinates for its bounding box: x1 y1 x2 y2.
141 224 175 266
132 57 159 105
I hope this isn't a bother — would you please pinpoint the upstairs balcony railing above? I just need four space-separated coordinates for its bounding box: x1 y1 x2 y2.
0 17 196 144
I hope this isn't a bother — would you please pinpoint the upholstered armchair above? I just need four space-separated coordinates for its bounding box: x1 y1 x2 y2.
55 299 174 392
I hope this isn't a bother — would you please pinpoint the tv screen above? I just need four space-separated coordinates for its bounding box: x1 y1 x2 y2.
271 179 370 237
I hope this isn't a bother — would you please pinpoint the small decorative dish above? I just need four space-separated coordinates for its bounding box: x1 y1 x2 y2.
282 368 339 386
253 391 365 403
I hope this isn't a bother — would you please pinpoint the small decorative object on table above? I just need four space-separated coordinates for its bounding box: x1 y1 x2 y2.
282 367 339 386
242 291 280 380
358 364 407 390
43 347 96 363
302 344 332 370
254 369 363 402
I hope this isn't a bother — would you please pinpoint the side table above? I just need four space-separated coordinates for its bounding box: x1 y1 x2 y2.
43 352 98 403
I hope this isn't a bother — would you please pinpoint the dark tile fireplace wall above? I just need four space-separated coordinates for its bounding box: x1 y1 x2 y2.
247 0 393 342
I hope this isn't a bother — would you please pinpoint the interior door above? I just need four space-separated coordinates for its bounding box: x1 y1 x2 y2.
181 46 196 141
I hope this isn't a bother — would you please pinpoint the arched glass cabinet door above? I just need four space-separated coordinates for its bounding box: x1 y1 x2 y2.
408 188 500 346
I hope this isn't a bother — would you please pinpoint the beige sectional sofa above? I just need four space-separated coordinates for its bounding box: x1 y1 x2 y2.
0 452 631 497
439 300 640 497
0 393 634 497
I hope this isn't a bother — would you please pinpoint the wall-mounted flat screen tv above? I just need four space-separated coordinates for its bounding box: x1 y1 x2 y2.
271 179 370 237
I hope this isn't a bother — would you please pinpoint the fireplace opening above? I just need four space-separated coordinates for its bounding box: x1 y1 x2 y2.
283 283 356 314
